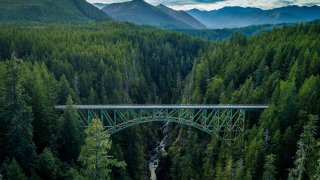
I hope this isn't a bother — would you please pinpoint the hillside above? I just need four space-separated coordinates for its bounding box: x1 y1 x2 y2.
187 5 320 28
0 22 208 179
156 4 206 29
159 22 320 180
102 0 193 29
0 0 110 23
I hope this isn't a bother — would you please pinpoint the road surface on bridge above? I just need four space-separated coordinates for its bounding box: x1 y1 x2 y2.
54 104 269 110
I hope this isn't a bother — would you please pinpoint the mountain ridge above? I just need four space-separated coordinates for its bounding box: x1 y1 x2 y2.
187 5 320 28
93 3 109 9
102 0 194 29
156 4 206 29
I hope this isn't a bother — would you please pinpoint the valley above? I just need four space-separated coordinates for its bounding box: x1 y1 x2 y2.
0 0 319 179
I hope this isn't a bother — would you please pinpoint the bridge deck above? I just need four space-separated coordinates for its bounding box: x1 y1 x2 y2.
54 104 269 110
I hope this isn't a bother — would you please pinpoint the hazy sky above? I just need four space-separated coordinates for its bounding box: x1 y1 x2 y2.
86 0 320 10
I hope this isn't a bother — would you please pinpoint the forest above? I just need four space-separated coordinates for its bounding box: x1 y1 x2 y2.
164 22 320 180
0 0 110 23
0 21 319 179
173 24 277 41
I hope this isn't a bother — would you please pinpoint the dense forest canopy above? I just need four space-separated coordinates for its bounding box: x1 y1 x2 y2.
0 22 207 179
165 22 320 180
0 22 207 104
0 20 319 179
173 24 278 41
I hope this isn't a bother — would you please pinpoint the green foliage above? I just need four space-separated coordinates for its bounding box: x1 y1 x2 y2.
65 167 85 180
0 22 205 104
0 55 37 173
0 20 319 180
262 154 277 180
36 148 60 179
297 76 320 114
202 137 219 179
58 96 83 163
78 119 126 179
204 77 225 103
175 24 276 41
120 126 147 180
289 115 319 179
0 22 206 178
23 62 58 152
1 159 27 180
0 0 110 23
314 158 320 180
170 130 203 180
177 22 320 180
110 144 131 180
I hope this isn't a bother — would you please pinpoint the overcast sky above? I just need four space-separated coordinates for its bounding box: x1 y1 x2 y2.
86 0 320 10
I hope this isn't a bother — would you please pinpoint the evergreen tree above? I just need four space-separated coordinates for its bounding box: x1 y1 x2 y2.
36 148 60 179
313 158 320 180
224 157 235 179
120 126 147 180
58 75 72 105
65 167 85 180
26 63 57 152
234 159 245 180
262 154 277 180
1 159 27 180
204 77 225 103
58 95 83 163
289 115 318 179
78 119 126 179
214 162 224 179
0 20 319 180
202 137 219 179
110 144 131 180
0 55 37 174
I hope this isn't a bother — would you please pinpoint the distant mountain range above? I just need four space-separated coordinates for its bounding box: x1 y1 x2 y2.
100 0 320 29
93 3 109 9
1 0 319 30
187 5 320 28
102 0 206 29
156 4 206 29
0 0 110 23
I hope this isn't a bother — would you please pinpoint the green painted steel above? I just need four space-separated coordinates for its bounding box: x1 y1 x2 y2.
55 105 267 144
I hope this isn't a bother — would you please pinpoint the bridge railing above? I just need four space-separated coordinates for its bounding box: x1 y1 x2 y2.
54 104 269 110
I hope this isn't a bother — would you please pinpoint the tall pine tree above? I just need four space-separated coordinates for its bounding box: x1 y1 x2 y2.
0 55 37 174
58 95 83 163
78 119 126 179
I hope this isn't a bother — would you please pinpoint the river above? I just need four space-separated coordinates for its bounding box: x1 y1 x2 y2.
148 122 170 180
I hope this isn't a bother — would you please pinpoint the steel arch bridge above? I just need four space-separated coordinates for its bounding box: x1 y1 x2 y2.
55 104 268 143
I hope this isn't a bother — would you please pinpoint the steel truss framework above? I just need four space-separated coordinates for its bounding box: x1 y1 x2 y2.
55 105 268 143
